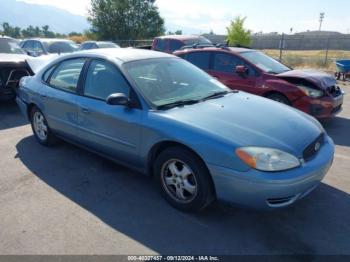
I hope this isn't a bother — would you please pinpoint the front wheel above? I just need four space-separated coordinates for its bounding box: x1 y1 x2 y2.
30 107 57 146
154 147 215 212
266 93 291 105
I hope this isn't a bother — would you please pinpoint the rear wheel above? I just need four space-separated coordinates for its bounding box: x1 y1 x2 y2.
154 146 215 212
266 93 291 105
30 107 57 146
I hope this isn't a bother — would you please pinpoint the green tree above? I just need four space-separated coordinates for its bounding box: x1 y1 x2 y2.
226 16 252 47
2 23 13 36
89 0 165 40
167 30 182 35
42 25 56 38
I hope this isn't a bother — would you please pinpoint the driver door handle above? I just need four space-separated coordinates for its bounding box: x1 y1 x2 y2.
81 107 91 114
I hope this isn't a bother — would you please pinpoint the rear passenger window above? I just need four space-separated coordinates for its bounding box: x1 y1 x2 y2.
42 66 56 82
49 58 85 93
186 52 210 70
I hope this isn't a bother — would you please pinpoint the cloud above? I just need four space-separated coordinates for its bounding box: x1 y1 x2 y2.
18 0 91 16
156 0 236 34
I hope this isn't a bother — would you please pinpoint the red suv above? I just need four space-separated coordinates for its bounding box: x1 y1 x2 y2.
152 35 212 53
174 47 344 119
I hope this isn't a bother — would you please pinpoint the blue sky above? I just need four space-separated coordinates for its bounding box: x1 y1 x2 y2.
19 0 350 34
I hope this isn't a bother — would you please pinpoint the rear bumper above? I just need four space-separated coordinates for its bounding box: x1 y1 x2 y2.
293 94 344 119
208 136 334 209
16 96 29 121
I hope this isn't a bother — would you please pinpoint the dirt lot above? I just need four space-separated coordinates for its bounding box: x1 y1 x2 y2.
263 49 350 71
0 83 349 255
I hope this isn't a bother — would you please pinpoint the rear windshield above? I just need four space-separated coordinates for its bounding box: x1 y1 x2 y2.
44 41 79 54
0 38 25 54
183 37 212 46
98 42 120 48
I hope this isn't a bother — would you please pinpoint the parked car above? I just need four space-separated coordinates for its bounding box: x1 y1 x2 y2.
80 41 120 50
174 46 344 119
20 38 79 57
0 36 33 101
151 35 213 53
16 49 334 211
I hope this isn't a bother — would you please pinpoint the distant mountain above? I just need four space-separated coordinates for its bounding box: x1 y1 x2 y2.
0 0 89 34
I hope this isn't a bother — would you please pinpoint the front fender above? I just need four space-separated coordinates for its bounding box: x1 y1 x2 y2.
263 77 304 102
139 112 251 173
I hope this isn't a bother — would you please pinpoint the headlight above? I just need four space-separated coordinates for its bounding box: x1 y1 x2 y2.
236 147 301 172
296 85 324 98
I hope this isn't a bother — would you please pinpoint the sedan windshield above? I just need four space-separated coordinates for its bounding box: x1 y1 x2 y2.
0 39 25 54
124 58 230 109
240 51 290 74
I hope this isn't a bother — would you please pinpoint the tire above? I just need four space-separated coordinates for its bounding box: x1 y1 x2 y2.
30 106 57 146
154 146 215 212
266 93 291 105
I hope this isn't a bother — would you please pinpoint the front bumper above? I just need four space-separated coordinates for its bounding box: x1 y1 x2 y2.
293 94 344 119
208 136 334 209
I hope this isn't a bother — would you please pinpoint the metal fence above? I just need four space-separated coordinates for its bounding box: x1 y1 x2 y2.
114 39 153 48
251 34 350 68
113 36 350 70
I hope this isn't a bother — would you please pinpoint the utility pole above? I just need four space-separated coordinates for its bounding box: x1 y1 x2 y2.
319 12 325 31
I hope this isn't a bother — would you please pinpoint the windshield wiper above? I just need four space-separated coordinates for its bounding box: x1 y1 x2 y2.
202 90 235 101
157 99 201 110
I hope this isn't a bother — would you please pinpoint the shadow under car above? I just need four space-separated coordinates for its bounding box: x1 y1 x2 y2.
15 135 350 255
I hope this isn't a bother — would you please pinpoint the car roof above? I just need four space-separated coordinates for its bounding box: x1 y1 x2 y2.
68 48 174 63
156 35 205 41
82 41 116 44
174 46 256 54
23 38 74 43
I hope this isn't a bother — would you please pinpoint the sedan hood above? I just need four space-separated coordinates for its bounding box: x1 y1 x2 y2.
162 92 322 157
0 53 28 63
277 69 336 90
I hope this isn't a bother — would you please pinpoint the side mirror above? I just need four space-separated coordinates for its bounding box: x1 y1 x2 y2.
235 65 248 75
106 93 130 106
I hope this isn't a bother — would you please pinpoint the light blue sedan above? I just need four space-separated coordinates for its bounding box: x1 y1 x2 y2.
16 49 334 211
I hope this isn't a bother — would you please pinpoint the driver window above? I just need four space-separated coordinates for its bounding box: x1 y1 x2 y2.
84 60 130 100
213 53 241 73
32 41 44 54
213 53 255 76
23 41 34 51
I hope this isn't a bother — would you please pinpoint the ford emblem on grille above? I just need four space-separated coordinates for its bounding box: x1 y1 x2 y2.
315 142 321 152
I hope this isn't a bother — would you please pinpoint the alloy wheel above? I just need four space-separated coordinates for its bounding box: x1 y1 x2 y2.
161 159 198 203
33 111 48 141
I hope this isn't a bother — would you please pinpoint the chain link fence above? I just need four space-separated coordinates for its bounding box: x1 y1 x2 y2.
113 35 350 72
251 34 350 71
114 39 153 48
